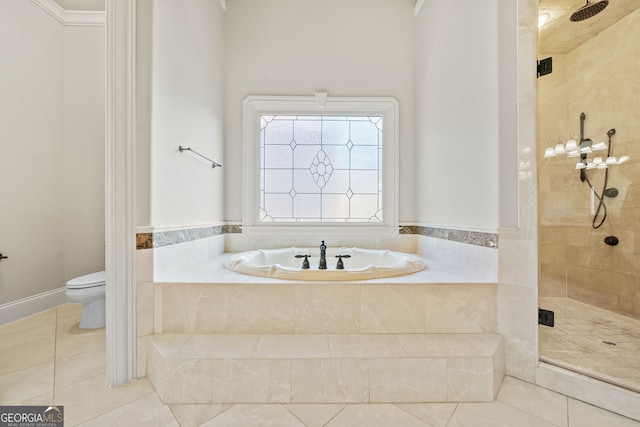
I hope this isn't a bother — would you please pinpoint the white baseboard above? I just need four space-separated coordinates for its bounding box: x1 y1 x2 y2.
0 287 67 326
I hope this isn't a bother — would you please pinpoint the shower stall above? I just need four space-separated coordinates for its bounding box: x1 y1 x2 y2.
537 0 640 392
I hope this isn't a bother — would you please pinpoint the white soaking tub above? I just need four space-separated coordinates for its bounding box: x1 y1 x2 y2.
225 247 426 281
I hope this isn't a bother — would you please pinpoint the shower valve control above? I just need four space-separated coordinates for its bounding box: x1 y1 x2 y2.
0 253 7 260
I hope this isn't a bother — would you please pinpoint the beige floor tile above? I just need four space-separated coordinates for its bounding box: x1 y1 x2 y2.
55 347 106 389
76 393 179 427
56 304 83 328
17 390 55 406
568 399 640 427
0 308 56 337
497 376 568 427
448 401 557 427
201 404 305 426
324 404 428 426
3 303 640 426
55 323 105 360
168 403 233 427
53 374 155 426
283 404 346 427
395 403 457 427
0 323 56 375
0 362 54 405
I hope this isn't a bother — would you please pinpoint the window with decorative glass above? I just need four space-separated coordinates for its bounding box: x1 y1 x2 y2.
243 96 398 234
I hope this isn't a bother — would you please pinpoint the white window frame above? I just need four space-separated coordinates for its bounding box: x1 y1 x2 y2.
242 95 399 237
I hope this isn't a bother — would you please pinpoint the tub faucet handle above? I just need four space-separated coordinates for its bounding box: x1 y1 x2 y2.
335 254 351 270
294 254 311 269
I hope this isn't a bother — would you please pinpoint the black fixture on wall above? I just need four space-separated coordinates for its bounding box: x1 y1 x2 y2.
604 236 619 246
542 113 631 242
537 57 553 78
570 0 609 22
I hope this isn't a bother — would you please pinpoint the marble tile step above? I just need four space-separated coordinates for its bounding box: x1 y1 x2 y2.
147 333 504 404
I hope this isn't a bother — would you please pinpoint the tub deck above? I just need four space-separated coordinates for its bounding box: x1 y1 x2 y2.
156 253 496 284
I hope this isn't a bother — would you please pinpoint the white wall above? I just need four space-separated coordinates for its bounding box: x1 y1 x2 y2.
223 0 416 223
63 26 106 279
0 1 105 311
0 0 65 305
415 0 500 231
150 0 225 227
136 0 153 227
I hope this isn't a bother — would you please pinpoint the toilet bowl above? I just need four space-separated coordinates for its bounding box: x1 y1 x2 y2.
65 271 106 329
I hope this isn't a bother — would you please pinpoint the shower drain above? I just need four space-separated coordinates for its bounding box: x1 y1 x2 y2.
602 340 617 346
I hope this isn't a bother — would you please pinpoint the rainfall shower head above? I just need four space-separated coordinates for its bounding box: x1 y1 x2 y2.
570 0 609 22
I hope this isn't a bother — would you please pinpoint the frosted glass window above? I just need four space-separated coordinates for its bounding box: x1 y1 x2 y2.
259 115 383 223
243 95 398 235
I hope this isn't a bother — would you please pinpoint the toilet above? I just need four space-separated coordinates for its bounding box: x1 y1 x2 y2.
65 271 106 329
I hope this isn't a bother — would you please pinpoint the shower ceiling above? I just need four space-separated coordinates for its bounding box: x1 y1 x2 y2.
539 0 640 54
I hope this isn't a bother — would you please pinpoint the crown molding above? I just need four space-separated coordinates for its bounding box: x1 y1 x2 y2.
31 0 106 27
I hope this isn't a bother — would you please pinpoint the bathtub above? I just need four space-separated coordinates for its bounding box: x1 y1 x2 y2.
225 247 426 281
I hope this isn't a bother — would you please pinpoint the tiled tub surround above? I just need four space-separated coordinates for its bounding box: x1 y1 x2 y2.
137 225 504 405
154 256 498 334
146 255 502 404
148 332 504 405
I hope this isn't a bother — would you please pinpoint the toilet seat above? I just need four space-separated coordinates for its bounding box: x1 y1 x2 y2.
66 271 106 289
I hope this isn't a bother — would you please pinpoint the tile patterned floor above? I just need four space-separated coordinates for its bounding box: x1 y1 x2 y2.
0 304 639 426
539 297 640 393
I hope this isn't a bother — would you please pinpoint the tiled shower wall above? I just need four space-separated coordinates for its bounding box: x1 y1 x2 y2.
538 8 640 319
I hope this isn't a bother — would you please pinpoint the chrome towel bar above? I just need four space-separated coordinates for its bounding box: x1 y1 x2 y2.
178 146 222 168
